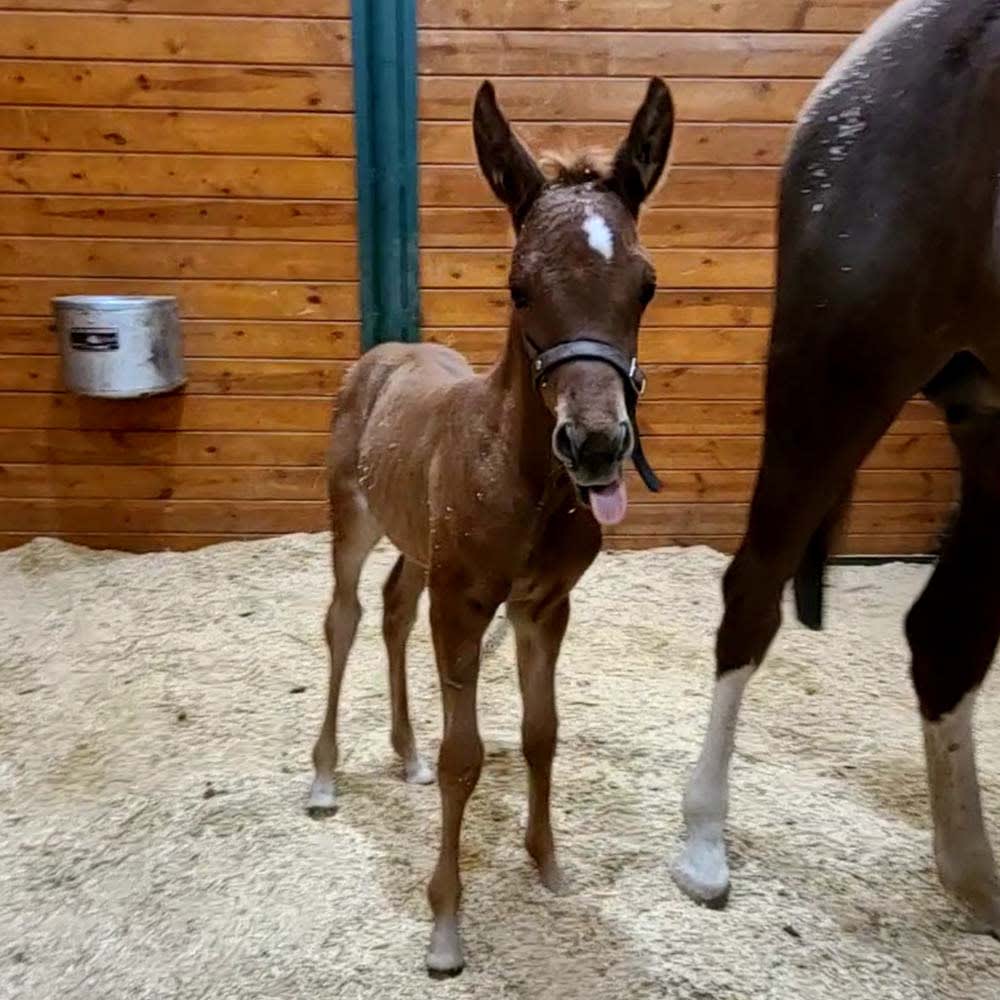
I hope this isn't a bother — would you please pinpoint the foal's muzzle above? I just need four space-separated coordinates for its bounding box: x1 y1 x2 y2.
553 419 633 484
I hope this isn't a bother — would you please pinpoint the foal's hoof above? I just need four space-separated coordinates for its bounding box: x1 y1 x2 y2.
405 756 436 786
426 919 464 979
672 840 731 910
534 857 567 895
306 776 338 818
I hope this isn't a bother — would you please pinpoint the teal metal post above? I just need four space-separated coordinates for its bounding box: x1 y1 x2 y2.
351 0 420 350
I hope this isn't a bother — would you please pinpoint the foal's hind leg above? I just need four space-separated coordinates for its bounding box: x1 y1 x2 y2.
382 555 434 785
673 333 929 906
308 486 382 816
906 387 1000 935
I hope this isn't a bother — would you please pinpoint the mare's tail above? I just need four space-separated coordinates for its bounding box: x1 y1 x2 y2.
792 484 852 631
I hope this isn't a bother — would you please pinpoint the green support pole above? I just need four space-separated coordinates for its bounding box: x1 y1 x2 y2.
351 0 420 351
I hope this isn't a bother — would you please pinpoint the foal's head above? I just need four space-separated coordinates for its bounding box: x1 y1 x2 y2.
473 78 674 524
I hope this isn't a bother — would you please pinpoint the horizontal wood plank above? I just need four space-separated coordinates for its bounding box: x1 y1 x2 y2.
417 0 884 31
1 61 353 111
419 29 851 78
600 501 951 536
0 531 938 556
420 248 775 289
420 206 776 249
420 76 815 123
0 430 954 470
420 121 794 166
0 196 357 239
0 13 351 64
0 357 353 394
603 535 936 556
0 279 358 320
0 319 359 358
0 2 349 14
420 164 780 208
424 327 772 364
0 237 358 281
0 392 944 436
0 108 355 156
0 497 952 539
0 463 327 500
421 289 775 327
2 151 354 199
0 463 955 505
0 497 327 533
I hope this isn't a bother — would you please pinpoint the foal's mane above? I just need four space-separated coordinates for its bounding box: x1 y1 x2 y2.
538 149 614 187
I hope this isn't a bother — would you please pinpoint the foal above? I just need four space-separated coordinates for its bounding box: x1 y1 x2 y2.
308 78 674 974
674 0 1000 936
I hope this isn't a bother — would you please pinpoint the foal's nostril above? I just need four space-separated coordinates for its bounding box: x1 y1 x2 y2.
554 423 580 465
617 420 633 459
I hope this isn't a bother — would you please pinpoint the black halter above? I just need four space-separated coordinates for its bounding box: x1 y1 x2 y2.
522 336 661 493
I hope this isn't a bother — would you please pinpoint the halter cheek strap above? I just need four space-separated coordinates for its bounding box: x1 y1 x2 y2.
522 336 662 493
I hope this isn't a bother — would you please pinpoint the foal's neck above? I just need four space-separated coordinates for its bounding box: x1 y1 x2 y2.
488 317 561 492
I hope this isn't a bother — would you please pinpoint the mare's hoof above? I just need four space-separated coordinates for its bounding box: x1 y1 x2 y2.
306 777 338 818
405 757 436 786
671 841 731 910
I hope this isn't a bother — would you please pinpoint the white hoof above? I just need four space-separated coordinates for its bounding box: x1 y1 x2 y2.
426 918 464 978
672 838 731 909
306 776 338 817
405 756 436 786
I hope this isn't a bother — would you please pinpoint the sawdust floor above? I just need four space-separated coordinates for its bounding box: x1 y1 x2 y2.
1 534 999 1000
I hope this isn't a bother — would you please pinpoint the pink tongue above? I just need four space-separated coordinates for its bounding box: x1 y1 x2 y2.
589 479 628 526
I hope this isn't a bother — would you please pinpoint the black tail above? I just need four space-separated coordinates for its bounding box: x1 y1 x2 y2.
793 486 852 631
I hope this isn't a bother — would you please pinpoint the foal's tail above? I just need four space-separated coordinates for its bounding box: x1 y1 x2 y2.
793 485 852 631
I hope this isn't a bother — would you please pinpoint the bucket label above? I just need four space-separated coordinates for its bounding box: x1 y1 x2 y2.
70 327 119 352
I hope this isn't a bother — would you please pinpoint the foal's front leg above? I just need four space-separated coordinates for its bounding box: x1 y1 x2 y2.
425 582 500 977
508 593 569 892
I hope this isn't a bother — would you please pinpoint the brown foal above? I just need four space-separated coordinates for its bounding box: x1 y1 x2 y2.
307 78 674 975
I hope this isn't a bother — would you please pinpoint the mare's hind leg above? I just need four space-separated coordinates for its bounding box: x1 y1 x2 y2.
673 330 933 906
382 555 434 785
308 485 382 816
907 363 1000 935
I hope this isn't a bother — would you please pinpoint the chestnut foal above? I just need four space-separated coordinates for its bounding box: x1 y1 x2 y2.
307 78 674 974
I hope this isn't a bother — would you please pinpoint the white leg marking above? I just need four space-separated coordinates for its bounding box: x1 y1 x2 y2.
405 755 436 786
672 664 755 906
306 775 338 816
923 690 1000 934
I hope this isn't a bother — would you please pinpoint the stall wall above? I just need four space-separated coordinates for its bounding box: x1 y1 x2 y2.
416 0 955 555
0 1 956 556
0 2 357 550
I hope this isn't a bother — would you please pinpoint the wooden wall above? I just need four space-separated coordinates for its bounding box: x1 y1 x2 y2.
0 1 356 551
0 1 956 556
416 0 957 556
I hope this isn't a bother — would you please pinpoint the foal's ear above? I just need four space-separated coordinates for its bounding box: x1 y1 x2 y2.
473 81 545 230
610 77 674 216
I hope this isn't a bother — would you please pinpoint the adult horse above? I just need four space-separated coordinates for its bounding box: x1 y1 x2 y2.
674 0 1000 937
307 79 674 974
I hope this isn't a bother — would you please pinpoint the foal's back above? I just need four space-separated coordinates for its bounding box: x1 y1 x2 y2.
328 341 479 561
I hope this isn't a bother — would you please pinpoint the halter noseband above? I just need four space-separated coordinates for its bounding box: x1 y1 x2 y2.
522 336 661 493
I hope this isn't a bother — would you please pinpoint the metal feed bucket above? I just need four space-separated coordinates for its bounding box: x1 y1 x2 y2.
52 295 185 398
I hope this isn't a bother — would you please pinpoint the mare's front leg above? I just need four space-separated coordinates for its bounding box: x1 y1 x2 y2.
425 575 503 977
507 592 570 892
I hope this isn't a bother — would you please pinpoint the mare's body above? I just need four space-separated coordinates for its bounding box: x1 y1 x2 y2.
674 0 1000 936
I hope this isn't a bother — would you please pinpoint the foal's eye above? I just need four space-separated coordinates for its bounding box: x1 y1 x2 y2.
510 285 530 310
639 279 657 306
